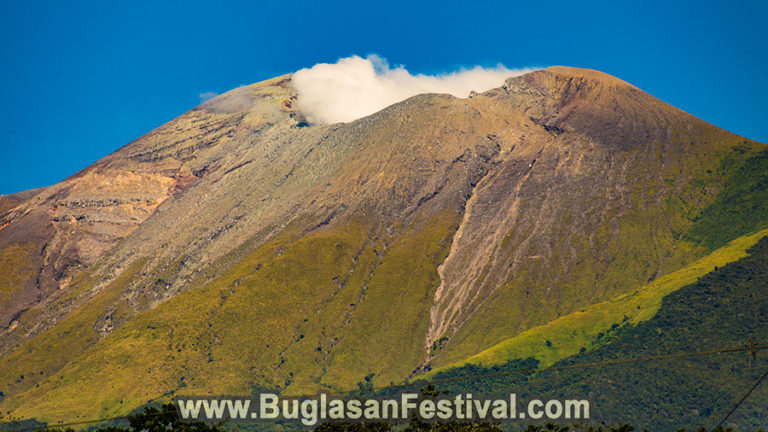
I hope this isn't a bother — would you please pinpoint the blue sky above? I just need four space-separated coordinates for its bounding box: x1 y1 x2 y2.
1 0 767 194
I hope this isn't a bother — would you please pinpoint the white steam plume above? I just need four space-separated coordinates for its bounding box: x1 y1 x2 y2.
292 55 537 125
198 91 218 103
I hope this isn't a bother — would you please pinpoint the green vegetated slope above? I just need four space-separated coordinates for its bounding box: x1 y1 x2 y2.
528 234 768 430
423 227 768 378
420 235 768 430
1 211 460 422
0 243 38 309
684 148 768 249
424 147 768 377
412 148 768 430
0 260 146 401
424 137 765 372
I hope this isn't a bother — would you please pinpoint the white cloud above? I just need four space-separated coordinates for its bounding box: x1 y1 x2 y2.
198 91 219 103
291 55 537 125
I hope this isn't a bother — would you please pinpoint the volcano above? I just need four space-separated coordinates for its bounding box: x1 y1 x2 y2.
1 67 767 430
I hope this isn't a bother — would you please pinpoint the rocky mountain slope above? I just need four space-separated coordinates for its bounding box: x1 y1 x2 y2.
0 67 765 424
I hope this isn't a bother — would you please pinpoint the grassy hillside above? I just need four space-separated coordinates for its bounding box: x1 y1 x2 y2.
425 139 768 370
523 234 768 430
684 148 768 250
410 148 768 429
416 235 768 430
1 211 460 423
425 146 768 375
422 227 768 377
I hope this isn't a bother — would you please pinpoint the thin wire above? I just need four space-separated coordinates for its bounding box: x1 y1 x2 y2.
714 365 768 430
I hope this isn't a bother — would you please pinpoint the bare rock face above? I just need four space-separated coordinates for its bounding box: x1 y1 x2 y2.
424 67 732 359
0 75 296 331
0 67 763 421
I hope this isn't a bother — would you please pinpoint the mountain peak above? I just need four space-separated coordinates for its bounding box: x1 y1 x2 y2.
1 64 765 425
497 65 639 102
196 73 293 115
542 65 636 86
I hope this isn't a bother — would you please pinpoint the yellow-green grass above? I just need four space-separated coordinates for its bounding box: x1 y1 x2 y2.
420 227 768 379
0 243 38 304
0 260 145 400
3 211 461 423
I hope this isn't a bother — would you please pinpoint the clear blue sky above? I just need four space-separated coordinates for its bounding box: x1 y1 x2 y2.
1 0 767 194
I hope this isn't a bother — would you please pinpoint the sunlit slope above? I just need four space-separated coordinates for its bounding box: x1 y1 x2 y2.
424 146 768 375
412 235 768 430
3 213 461 421
0 67 766 424
422 227 768 378
419 69 767 369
